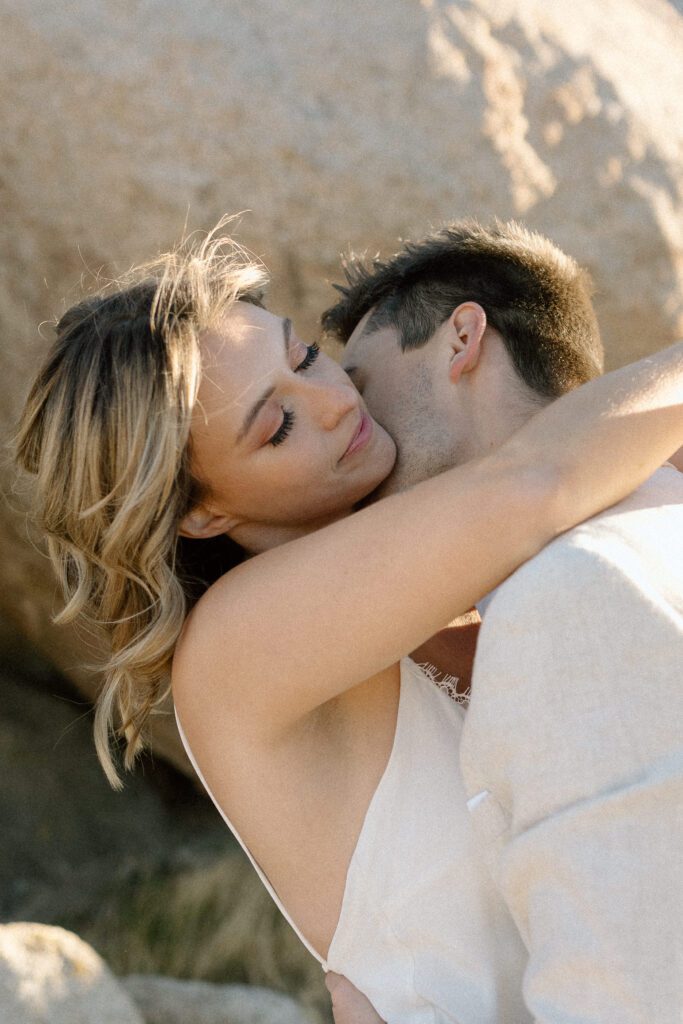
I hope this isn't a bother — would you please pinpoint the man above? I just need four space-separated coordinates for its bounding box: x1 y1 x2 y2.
320 221 683 1023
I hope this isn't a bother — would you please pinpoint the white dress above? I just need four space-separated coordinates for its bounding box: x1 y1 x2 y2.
175 657 530 1023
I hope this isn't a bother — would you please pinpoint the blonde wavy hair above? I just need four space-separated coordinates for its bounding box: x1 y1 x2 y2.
15 219 268 788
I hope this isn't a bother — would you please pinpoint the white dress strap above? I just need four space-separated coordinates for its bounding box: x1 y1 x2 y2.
173 708 328 968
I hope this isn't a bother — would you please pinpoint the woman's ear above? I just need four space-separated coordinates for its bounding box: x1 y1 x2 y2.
178 505 239 540
447 302 487 384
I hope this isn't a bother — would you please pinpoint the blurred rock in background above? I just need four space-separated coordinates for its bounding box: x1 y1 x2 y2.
0 923 144 1024
0 924 316 1023
121 976 315 1024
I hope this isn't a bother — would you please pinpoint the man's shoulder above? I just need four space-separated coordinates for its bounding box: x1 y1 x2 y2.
487 467 683 619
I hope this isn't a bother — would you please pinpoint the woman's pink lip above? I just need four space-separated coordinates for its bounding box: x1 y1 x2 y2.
342 410 373 459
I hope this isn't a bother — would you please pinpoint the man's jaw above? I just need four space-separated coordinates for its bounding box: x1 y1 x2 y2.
364 441 471 504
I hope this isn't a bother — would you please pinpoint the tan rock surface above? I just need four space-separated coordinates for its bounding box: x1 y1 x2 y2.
0 923 144 1024
2 0 682 769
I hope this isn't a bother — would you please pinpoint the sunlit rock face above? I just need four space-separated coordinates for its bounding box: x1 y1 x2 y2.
0 923 144 1024
2 0 682 768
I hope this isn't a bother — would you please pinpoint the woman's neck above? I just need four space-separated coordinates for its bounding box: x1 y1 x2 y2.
230 509 352 555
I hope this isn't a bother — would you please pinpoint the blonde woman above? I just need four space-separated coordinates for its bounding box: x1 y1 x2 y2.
16 224 683 1023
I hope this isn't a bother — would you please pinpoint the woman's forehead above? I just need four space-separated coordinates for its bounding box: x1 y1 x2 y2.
195 304 286 426
201 302 285 365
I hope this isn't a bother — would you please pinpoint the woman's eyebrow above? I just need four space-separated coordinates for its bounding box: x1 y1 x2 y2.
238 386 276 442
237 318 293 442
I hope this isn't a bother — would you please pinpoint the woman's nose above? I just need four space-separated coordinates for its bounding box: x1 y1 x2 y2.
307 379 358 430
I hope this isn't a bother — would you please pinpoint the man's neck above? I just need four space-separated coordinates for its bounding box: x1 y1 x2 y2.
377 391 549 499
465 388 549 463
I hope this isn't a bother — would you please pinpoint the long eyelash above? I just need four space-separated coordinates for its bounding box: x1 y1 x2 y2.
269 408 295 446
295 342 320 372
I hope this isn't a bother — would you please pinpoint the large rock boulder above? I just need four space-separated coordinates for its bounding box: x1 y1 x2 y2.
0 923 144 1024
2 0 682 766
123 975 314 1024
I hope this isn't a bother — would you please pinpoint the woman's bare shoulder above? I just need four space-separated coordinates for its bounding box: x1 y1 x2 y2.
171 570 249 710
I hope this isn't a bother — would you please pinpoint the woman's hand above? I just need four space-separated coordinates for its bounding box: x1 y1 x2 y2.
325 972 386 1024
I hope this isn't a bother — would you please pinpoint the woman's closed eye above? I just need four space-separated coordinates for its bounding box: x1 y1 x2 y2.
269 408 295 447
295 342 320 372
266 343 319 447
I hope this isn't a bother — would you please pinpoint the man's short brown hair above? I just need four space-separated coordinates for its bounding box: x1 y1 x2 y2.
322 220 604 398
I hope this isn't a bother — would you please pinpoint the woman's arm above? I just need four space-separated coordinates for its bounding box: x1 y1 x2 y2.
174 343 683 734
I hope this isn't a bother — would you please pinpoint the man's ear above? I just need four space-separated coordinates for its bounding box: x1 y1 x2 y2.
178 504 239 540
447 302 487 384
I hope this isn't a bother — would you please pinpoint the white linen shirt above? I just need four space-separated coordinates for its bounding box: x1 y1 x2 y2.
461 467 683 1023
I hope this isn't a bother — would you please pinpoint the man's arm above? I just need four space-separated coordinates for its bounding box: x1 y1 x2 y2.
460 527 683 1023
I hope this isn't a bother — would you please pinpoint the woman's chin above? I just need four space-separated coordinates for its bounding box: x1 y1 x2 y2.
372 420 398 477
350 432 399 508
